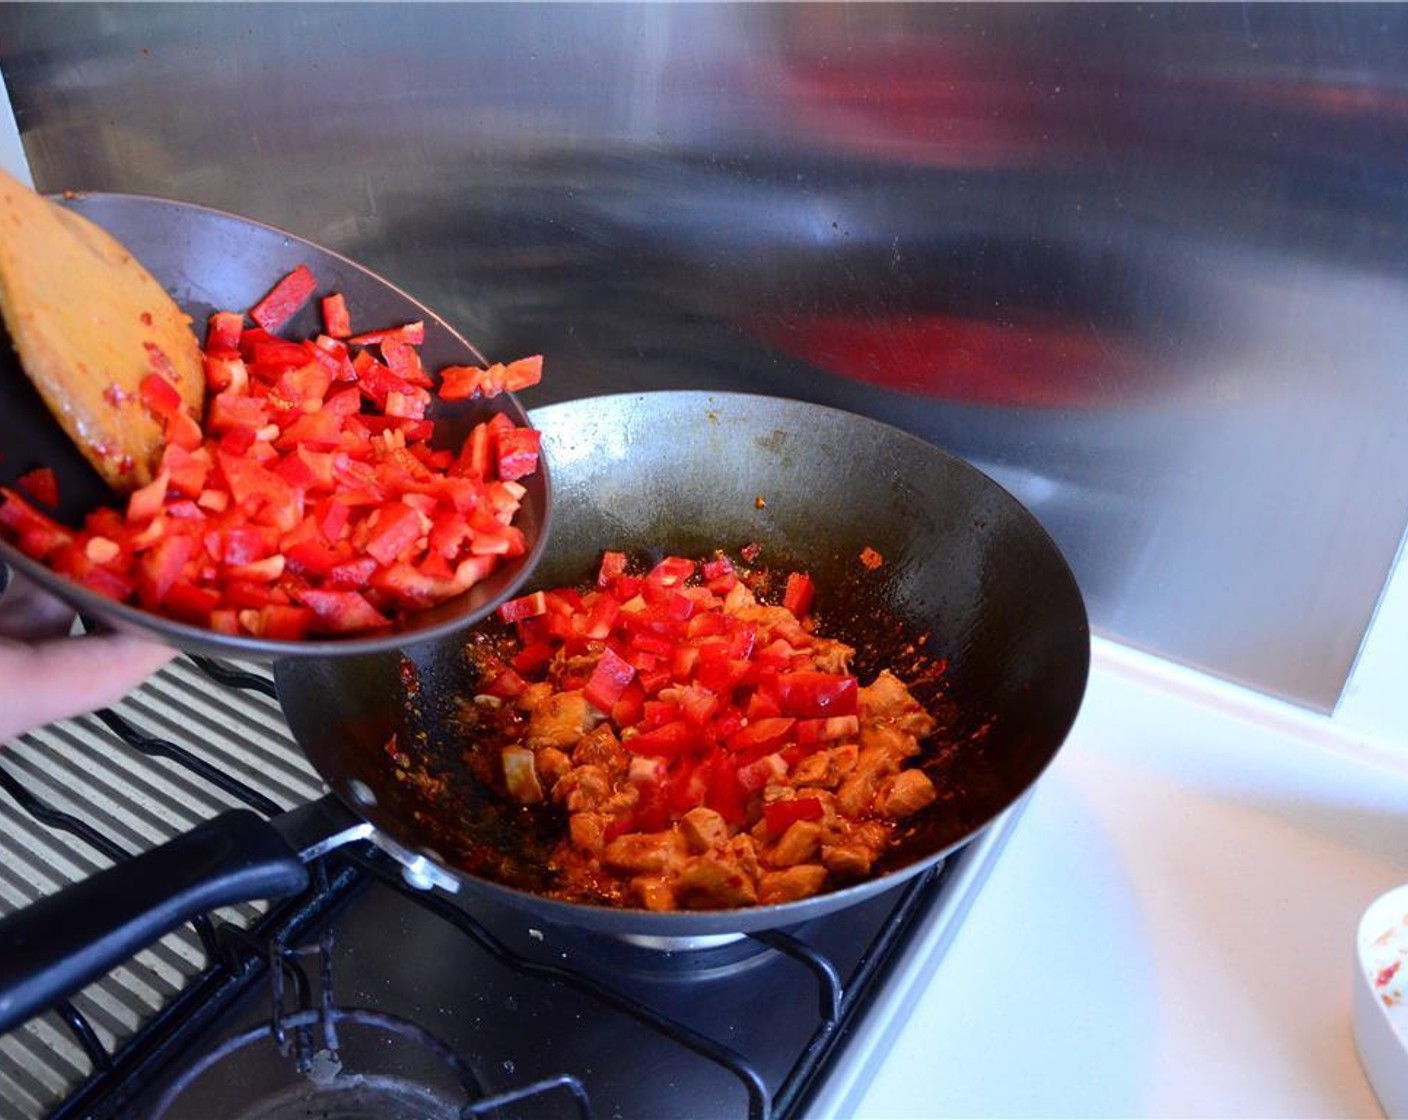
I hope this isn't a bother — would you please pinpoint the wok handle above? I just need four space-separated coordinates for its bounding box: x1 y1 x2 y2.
0 808 307 1035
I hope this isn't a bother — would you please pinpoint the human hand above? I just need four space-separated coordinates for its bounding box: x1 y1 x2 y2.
0 566 177 743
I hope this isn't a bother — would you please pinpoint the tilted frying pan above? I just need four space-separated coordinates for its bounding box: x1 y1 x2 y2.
0 390 1088 1033
0 193 549 658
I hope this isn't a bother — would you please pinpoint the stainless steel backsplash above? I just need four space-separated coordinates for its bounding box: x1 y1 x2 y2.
2 2 1405 711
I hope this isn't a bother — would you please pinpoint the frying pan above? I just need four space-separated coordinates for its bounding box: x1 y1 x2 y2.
0 193 550 658
0 390 1088 1033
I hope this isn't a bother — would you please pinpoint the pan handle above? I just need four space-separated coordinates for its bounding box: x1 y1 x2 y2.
0 808 307 1036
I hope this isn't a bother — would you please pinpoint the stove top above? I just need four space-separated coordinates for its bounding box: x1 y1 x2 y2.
0 657 1019 1120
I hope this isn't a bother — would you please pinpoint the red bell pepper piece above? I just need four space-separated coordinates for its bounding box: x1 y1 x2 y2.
584 646 637 713
782 571 815 618
295 588 390 633
498 590 548 623
250 264 318 333
139 372 185 420
320 293 352 340
775 671 859 718
364 502 423 567
495 427 541 482
206 310 246 354
627 719 698 757
17 467 59 509
763 796 824 834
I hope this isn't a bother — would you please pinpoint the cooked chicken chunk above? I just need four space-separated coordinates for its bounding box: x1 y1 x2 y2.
501 746 544 804
675 853 759 908
874 768 938 818
758 864 828 905
525 689 596 750
680 806 730 853
552 764 612 811
768 820 823 867
602 830 685 874
569 811 609 853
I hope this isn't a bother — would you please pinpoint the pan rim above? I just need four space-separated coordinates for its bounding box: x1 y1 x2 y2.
0 190 553 660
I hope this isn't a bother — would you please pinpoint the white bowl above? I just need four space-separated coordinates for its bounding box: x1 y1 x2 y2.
1355 883 1408 1118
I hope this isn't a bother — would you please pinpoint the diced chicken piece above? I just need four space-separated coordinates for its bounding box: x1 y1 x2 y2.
758 864 829 905
829 743 859 777
809 637 855 675
628 755 668 786
792 744 859 790
768 820 823 867
822 841 876 879
859 722 921 764
501 745 544 804
835 771 879 818
517 681 553 712
859 670 935 736
525 689 596 750
536 746 573 789
603 829 685 874
552 764 612 811
730 603 794 629
600 785 642 817
823 821 887 878
722 582 758 613
632 875 676 911
854 742 903 785
568 811 609 853
873 768 938 818
674 853 759 909
680 806 730 853
572 722 628 773
725 833 760 881
790 752 832 787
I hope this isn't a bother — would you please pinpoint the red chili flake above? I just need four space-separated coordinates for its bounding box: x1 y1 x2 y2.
860 546 884 570
140 311 154 326
1376 960 1401 989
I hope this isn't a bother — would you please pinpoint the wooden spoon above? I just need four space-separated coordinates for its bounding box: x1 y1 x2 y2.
0 166 203 493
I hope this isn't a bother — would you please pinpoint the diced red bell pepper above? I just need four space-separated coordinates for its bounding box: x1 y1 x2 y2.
584 646 638 713
364 502 424 567
495 427 541 482
140 372 184 420
250 264 318 333
627 719 698 757
320 293 352 340
206 311 246 354
126 471 170 524
17 467 59 508
782 571 815 618
296 588 390 633
763 796 824 834
724 716 796 759
775 671 859 718
498 590 548 623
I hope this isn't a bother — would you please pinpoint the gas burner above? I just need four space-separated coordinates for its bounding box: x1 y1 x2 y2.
152 1009 475 1120
548 926 781 984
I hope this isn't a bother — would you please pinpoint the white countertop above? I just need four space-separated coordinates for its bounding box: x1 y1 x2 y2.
853 637 1408 1119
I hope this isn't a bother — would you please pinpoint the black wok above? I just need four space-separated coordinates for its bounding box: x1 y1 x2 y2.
0 193 549 658
0 390 1088 1033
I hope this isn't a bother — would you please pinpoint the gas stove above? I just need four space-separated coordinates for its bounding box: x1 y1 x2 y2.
0 656 1019 1120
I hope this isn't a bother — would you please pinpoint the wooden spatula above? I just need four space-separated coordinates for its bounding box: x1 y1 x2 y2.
0 166 203 493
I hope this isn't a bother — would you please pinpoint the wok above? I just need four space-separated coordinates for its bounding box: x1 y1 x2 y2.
0 390 1088 1034
0 193 549 658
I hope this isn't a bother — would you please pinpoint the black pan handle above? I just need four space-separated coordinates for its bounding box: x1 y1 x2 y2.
0 808 307 1035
